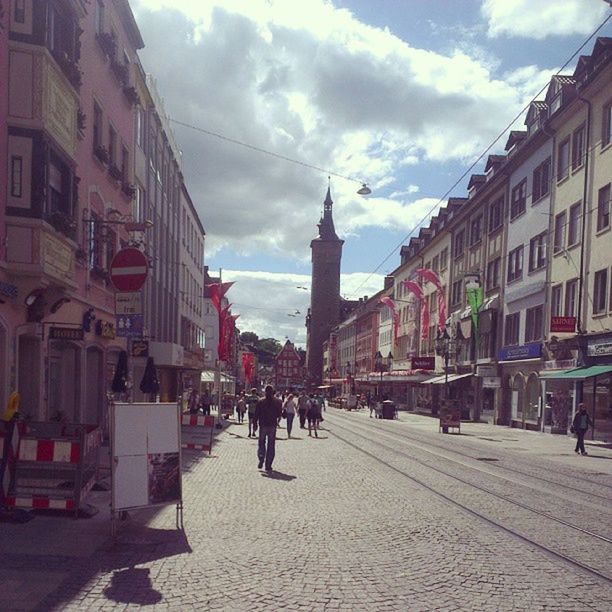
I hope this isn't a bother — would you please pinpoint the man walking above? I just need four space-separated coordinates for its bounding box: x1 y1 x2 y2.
246 388 259 437
297 391 309 429
255 385 283 471
572 403 593 456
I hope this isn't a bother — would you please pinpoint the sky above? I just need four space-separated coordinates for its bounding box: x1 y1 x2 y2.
132 0 611 346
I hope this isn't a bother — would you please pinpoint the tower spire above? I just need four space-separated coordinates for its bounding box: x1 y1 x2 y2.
317 184 340 241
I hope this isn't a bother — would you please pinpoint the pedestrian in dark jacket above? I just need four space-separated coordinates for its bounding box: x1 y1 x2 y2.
572 403 593 456
255 385 283 471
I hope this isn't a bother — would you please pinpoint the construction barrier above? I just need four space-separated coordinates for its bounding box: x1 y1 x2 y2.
0 422 102 517
181 414 215 453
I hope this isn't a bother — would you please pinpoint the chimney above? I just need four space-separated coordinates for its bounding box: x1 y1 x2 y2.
384 276 394 290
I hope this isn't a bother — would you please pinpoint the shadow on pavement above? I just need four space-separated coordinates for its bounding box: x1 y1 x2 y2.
103 567 162 605
261 471 296 481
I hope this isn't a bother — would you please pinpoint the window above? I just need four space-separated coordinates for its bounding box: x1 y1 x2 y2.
532 158 550 201
504 313 520 346
551 285 562 317
451 280 463 306
10 156 23 198
565 279 578 317
88 213 103 270
603 102 612 148
133 185 143 221
571 125 585 170
453 229 465 258
554 211 566 254
136 106 144 148
507 245 523 283
489 197 504 232
557 138 570 181
48 2 76 63
568 202 581 246
486 257 500 291
510 180 526 219
432 255 439 272
593 269 608 315
48 154 70 216
121 145 129 181
528 232 546 272
597 184 610 231
439 247 448 270
94 0 104 35
93 102 102 149
14 0 25 24
525 306 543 342
470 215 482 246
108 125 116 165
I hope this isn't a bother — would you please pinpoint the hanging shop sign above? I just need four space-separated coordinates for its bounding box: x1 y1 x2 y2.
95 319 116 339
130 339 149 358
115 291 143 315
498 342 542 362
476 365 497 377
550 316 576 333
116 314 144 338
411 357 435 370
49 326 84 341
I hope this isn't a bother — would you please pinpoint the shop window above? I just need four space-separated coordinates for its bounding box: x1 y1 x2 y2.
525 306 543 342
511 374 525 422
532 159 550 201
571 125 585 170
557 138 570 181
507 245 523 283
593 269 608 315
568 202 581 247
525 374 540 423
504 313 520 346
597 184 610 231
510 180 526 219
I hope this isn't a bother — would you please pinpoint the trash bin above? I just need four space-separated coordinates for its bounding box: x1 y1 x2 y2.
382 400 395 420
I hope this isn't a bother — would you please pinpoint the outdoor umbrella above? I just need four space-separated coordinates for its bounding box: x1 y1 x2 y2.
111 351 129 393
140 357 160 395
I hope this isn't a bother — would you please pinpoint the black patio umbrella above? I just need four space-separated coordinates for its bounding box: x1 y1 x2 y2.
111 351 129 393
140 357 160 395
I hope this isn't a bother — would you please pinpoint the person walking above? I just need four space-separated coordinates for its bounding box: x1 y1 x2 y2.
572 403 593 456
199 390 212 415
236 392 246 424
307 394 321 437
246 388 259 437
188 388 199 414
255 385 283 471
283 393 297 438
297 391 309 429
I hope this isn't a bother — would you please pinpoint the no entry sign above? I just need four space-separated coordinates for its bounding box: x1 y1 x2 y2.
109 248 148 292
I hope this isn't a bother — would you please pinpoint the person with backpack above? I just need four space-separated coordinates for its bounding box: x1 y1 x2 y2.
255 385 283 471
297 391 309 429
307 393 321 437
246 388 259 437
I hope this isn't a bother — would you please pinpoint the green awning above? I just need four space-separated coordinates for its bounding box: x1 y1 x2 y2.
541 365 612 380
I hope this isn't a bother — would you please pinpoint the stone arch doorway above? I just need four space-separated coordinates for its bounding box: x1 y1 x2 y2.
511 372 525 425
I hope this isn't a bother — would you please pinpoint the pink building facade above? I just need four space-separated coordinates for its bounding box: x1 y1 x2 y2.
0 0 143 425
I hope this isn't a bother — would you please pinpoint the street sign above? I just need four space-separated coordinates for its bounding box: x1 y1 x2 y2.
131 339 149 357
116 314 144 338
115 291 143 315
109 248 148 292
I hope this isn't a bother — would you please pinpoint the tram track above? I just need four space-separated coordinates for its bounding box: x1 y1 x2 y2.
327 414 612 585
341 410 612 498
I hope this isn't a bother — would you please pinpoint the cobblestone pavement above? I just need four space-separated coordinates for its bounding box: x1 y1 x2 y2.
12 412 612 610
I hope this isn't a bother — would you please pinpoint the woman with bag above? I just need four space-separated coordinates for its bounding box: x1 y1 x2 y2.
307 394 321 438
283 393 297 438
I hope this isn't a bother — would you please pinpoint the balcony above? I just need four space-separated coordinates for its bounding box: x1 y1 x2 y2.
4 217 78 290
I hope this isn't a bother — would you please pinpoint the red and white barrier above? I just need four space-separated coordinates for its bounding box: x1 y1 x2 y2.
181 414 214 453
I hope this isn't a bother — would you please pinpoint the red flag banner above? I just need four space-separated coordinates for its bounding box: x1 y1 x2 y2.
242 352 255 385
400 280 429 342
380 297 400 346
208 281 234 313
416 269 446 332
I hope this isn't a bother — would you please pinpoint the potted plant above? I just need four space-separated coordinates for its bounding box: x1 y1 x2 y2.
122 86 139 106
96 31 117 58
110 58 128 85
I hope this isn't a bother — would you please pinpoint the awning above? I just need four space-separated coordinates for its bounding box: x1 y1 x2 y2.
201 371 215 382
317 385 332 389
541 365 612 380
481 295 500 311
421 374 447 385
429 372 474 385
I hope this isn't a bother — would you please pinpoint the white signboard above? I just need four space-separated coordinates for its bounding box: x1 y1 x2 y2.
110 402 182 533
587 339 612 357
482 377 501 388
115 291 143 315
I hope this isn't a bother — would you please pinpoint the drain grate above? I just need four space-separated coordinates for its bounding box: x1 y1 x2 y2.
476 457 499 462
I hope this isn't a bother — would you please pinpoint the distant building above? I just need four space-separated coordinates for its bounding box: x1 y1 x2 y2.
275 340 302 390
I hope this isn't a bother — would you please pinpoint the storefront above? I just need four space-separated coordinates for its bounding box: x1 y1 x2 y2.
499 342 543 430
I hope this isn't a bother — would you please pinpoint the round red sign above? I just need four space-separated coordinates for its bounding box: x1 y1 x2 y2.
109 248 149 292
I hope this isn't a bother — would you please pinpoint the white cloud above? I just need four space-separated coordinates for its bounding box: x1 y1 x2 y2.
221 269 384 345
132 0 561 258
482 0 609 40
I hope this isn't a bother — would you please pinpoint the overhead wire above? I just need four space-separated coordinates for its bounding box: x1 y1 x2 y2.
346 11 612 299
